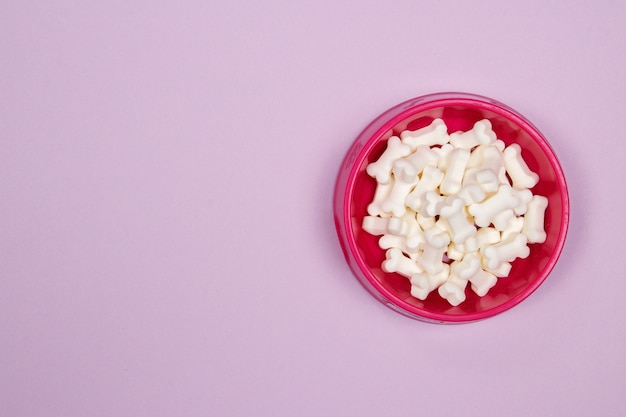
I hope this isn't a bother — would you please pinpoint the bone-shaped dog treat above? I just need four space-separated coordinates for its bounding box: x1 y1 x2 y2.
402 210 425 252
378 234 415 258
400 118 449 150
405 146 438 174
501 216 524 241
458 184 486 205
512 188 533 215
387 216 409 236
362 215 414 237
462 236 479 253
382 248 423 278
503 143 539 189
381 159 420 217
449 119 497 149
476 226 501 250
482 233 529 270
416 211 436 230
469 184 520 228
447 243 464 261
522 195 548 243
362 216 389 235
366 136 412 184
492 208 515 231
475 169 500 193
469 269 498 296
438 256 480 306
484 260 512 278
440 148 471 195
418 226 451 275
481 145 509 184
439 196 477 244
434 144 455 171
424 191 446 217
405 164 444 211
410 265 450 300
367 180 393 217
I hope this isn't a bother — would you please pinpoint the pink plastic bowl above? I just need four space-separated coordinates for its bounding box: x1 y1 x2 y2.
334 92 569 323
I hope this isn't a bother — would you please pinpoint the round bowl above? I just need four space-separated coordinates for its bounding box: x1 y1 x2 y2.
333 92 569 323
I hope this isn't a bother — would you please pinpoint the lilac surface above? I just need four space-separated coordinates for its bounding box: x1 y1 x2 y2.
1 1 624 416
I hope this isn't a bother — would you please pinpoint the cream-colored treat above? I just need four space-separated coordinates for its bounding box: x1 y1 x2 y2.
503 143 539 189
400 118 449 150
366 136 411 184
382 248 423 278
410 266 449 300
439 196 477 245
482 233 530 271
449 119 497 149
404 164 444 211
405 146 439 174
469 184 520 228
440 148 471 195
381 159 420 217
367 179 393 217
522 195 548 243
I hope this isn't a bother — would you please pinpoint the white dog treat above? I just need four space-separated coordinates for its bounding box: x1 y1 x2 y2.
463 236 479 253
362 216 390 235
467 267 498 297
387 216 409 236
503 143 539 189
382 248 423 278
416 211 436 230
469 184 520 228
418 226 450 275
482 233 530 270
449 119 497 149
382 159 420 217
405 146 439 174
484 260 512 278
476 226 501 249
438 274 468 306
402 210 425 252
492 208 515 231
501 216 524 241
405 164 444 210
434 143 455 171
512 188 533 215
400 118 449 150
424 191 446 217
447 243 464 261
522 195 548 243
480 145 508 184
410 265 450 300
378 234 412 257
438 257 479 306
467 146 484 170
439 196 477 244
367 180 393 217
440 148 471 195
458 184 486 205
366 136 412 184
475 169 500 193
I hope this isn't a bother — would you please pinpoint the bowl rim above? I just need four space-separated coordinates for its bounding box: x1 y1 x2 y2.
335 92 570 323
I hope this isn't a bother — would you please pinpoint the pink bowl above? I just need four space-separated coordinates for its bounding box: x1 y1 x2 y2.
334 92 569 323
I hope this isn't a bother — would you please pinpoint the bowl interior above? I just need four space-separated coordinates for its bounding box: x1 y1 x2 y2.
348 100 568 320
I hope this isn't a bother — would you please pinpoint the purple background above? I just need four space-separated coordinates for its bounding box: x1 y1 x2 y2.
1 1 624 416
